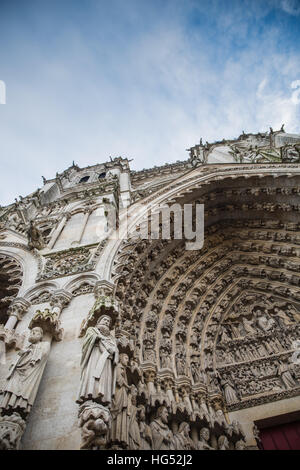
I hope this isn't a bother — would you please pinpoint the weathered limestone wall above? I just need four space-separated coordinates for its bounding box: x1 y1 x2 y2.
21 294 95 450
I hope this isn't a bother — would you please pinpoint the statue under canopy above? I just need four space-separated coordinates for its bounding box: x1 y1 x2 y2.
0 327 50 416
109 353 131 448
77 315 119 407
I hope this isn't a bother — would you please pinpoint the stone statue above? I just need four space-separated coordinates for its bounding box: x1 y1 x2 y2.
235 439 246 450
218 435 230 450
241 316 257 335
287 304 300 322
110 353 131 448
77 315 119 407
128 385 141 450
255 310 276 332
0 327 50 416
173 422 195 450
277 360 298 389
273 307 294 327
137 405 152 449
196 427 214 450
150 405 174 450
27 221 45 250
221 374 239 405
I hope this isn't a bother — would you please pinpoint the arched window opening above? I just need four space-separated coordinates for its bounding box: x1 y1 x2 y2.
79 176 90 184
98 172 106 179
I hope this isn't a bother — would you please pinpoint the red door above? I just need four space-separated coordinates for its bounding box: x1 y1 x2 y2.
260 421 300 450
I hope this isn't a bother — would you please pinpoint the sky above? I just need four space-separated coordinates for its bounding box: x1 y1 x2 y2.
0 0 300 205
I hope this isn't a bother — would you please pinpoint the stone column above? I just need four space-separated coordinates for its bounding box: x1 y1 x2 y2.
5 298 31 331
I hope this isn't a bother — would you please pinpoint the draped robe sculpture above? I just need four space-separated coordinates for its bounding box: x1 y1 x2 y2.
110 353 131 448
0 327 50 415
77 315 119 407
150 405 174 450
173 422 195 450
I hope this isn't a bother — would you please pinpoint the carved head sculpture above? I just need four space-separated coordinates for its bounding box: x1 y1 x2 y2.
235 439 246 450
137 405 146 421
199 427 210 442
157 405 169 424
97 315 112 336
178 422 190 436
28 327 43 344
218 435 229 450
120 353 129 367
130 385 138 405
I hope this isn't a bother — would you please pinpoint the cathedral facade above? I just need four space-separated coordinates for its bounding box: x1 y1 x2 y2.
0 127 300 450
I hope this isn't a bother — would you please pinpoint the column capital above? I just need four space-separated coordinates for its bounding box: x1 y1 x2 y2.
7 297 31 321
50 289 72 311
93 280 116 299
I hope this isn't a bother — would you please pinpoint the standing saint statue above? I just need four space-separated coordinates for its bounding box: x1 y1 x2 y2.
109 353 131 448
277 360 298 389
77 315 119 407
0 327 50 416
150 405 175 450
220 374 239 405
173 422 195 450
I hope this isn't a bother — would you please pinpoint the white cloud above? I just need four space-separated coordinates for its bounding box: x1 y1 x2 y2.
281 0 300 15
0 0 299 205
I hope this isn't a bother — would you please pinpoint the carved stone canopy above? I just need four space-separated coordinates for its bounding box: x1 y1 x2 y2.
29 309 63 341
79 281 119 336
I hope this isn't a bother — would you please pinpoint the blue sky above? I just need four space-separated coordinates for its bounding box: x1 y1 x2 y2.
0 0 300 205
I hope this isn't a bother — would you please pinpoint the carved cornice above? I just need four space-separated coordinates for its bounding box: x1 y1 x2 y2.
0 413 26 450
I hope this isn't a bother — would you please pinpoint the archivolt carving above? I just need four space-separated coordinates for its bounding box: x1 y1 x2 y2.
108 169 300 445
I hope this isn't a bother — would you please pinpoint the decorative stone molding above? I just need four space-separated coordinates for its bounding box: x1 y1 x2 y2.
0 413 26 450
36 239 107 282
78 401 111 450
37 246 95 281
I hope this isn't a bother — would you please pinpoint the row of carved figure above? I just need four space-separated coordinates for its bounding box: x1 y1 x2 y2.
75 315 248 450
219 305 300 342
115 221 300 322
0 306 298 449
